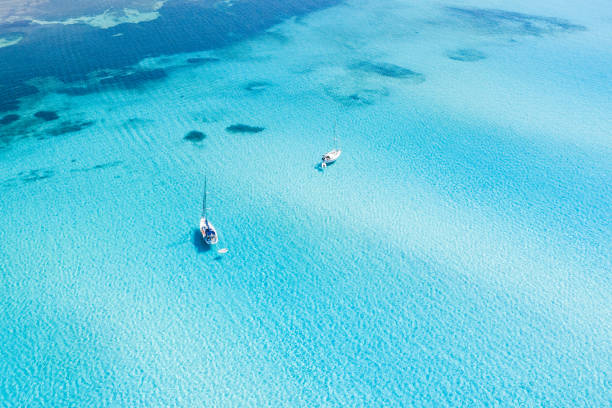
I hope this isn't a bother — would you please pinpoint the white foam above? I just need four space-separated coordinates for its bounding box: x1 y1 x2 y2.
0 33 23 48
29 6 163 29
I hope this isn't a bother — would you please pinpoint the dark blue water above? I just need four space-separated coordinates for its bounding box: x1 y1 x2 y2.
0 0 339 112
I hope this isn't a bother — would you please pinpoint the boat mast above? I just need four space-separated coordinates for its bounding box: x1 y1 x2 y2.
333 120 337 148
202 177 207 220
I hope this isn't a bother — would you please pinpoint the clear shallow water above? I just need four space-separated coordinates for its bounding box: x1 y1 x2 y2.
1 0 611 406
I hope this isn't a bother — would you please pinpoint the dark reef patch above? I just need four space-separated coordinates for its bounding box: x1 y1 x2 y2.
326 87 389 107
0 0 342 112
2 169 53 188
446 7 586 36
34 111 59 121
92 160 122 170
244 81 273 92
338 90 374 106
447 48 487 61
99 68 167 89
71 160 123 173
0 114 19 125
226 124 265 134
350 61 425 82
186 57 220 65
48 120 95 136
184 130 206 142
57 86 97 96
0 84 38 113
20 169 54 183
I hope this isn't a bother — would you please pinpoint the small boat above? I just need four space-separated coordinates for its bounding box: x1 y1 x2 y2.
321 121 341 168
200 178 218 245
321 149 341 168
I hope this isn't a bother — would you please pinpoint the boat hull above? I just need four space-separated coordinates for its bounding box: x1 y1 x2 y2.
322 149 342 164
200 217 218 245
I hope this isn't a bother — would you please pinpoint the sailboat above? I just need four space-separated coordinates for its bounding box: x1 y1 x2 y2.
321 121 342 168
200 178 218 245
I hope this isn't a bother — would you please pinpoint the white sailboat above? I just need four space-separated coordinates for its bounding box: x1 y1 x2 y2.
321 121 342 168
200 178 218 245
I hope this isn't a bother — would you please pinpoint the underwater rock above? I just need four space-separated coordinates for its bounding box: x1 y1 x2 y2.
34 111 59 121
0 84 38 113
92 161 122 170
447 48 487 61
226 124 265 134
48 120 95 136
0 114 19 125
71 161 123 173
99 68 167 89
446 7 586 36
326 87 390 107
20 169 54 183
350 61 425 82
184 130 206 142
244 81 272 92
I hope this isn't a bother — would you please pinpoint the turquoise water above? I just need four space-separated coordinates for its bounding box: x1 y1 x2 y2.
1 0 611 406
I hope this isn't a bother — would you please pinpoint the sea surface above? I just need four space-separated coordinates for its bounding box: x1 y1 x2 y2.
1 0 611 406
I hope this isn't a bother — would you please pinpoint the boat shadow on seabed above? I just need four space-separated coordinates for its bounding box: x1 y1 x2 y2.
314 160 337 172
191 228 213 253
